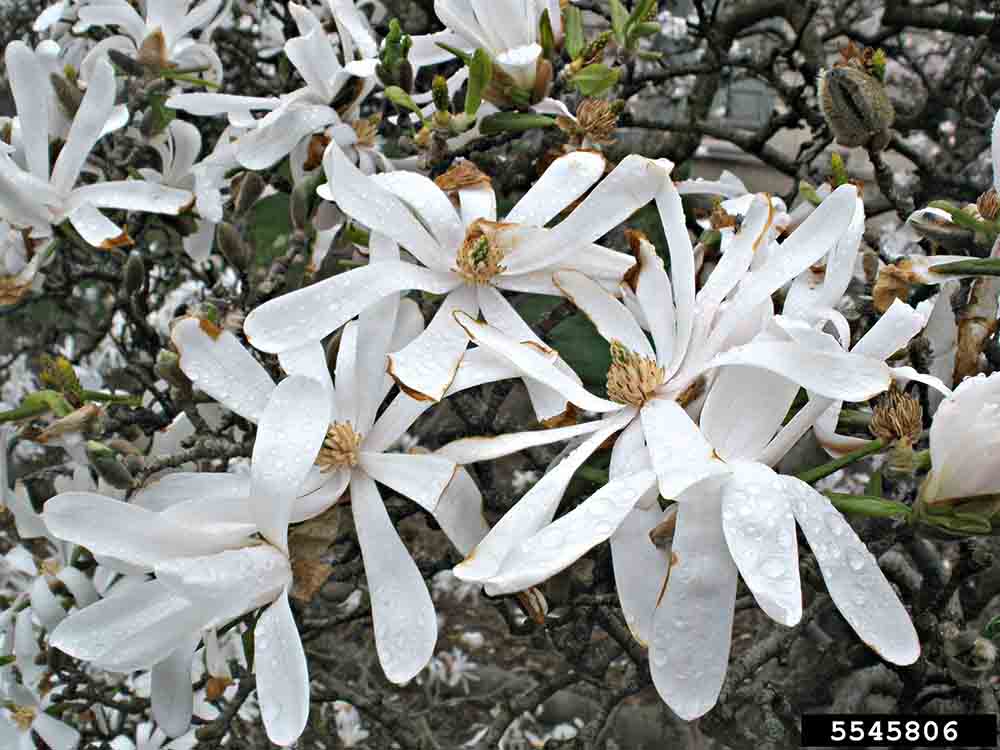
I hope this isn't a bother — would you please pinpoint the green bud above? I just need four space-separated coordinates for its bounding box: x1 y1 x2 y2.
480 112 557 136
155 350 190 391
830 152 850 187
385 86 424 119
39 355 84 408
465 49 493 117
85 441 135 490
432 75 452 115
123 251 146 295
216 222 251 272
377 19 414 92
49 73 82 119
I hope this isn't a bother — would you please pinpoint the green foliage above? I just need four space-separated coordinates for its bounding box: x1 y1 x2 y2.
572 63 621 97
251 193 291 266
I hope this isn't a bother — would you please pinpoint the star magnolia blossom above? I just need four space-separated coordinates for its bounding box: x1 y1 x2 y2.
410 0 562 91
74 0 226 85
170 274 512 685
244 147 663 407
167 2 378 170
439 183 876 593
0 681 80 750
0 48 192 248
919 372 1000 506
137 119 230 263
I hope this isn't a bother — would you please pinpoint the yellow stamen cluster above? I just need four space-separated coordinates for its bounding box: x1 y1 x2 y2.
870 384 923 444
563 98 621 146
0 276 33 307
40 558 62 577
455 224 505 285
351 115 382 148
606 340 664 407
11 705 36 731
316 422 362 472
977 188 999 221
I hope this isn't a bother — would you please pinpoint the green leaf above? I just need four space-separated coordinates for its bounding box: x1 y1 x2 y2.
825 493 912 519
385 86 424 118
573 63 621 97
435 41 473 66
865 470 884 497
465 49 493 117
931 258 1000 277
610 0 629 44
627 21 662 43
626 0 657 29
251 193 291 265
539 9 556 58
479 112 556 136
564 5 585 59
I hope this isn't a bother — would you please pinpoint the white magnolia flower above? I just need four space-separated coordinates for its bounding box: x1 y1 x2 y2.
0 223 48 307
410 0 562 91
244 148 662 406
167 2 378 170
137 119 230 262
42 388 324 745
439 184 875 597
0 48 192 248
332 701 370 747
170 286 496 684
0 681 80 750
75 0 227 85
919 372 1000 505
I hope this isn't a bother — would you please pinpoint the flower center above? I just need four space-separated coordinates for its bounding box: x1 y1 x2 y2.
40 558 62 577
351 115 381 148
11 705 35 731
0 276 33 307
317 422 362 472
455 223 505 285
606 341 664 407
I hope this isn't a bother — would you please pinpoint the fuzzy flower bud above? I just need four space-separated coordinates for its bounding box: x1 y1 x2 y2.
819 65 895 151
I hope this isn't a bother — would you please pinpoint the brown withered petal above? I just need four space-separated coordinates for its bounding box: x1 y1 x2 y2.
434 160 492 194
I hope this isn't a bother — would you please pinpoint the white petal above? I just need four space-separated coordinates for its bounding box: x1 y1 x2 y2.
5 42 50 182
853 298 925 360
251 375 331 552
166 93 281 116
654 169 697 373
31 714 79 750
409 30 472 69
553 270 653 358
485 470 657 595
784 476 919 665
437 419 609 464
50 58 116 195
30 576 67 629
704 341 890 402
431 468 489 556
458 184 497 226
133 471 249 512
453 312 622 413
75 1 147 44
351 471 437 683
722 463 801 625
151 636 198 738
453 411 632 583
640 398 729 499
255 591 310 746
387 286 476 402
15 609 44 687
505 151 606 228
42 493 242 569
371 171 464 254
56 567 99 609
68 181 192 215
358 451 456 512
50 579 208 671
278 341 336 424
629 238 675 366
508 155 668 273
335 321 361 426
611 501 669 645
650 487 737 720
172 317 275 422
244 262 457 354
237 105 338 170
285 27 340 102
67 203 128 248
322 143 453 270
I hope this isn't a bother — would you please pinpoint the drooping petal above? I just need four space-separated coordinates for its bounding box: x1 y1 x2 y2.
358 452 457 512
649 486 737 720
432 467 489 556
255 591 310 747
66 182 192 215
172 316 275 422
553 270 654 358
387 286 477 402
704 340 891 402
237 104 339 170
505 151 606 229
438 419 609 464
453 411 633 583
453 312 622 413
640 398 729 500
50 579 208 672
654 166 697 374
629 237 676 366
485 470 658 595
67 203 128 249
277 341 336 424
244 261 457 354
351 471 437 683
784 476 919 665
151 635 199 738
721 463 801 625
250 375 331 552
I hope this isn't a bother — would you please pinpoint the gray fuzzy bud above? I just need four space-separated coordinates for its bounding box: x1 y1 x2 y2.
86 441 135 490
123 251 146 296
233 172 266 216
819 66 895 151
216 222 251 273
